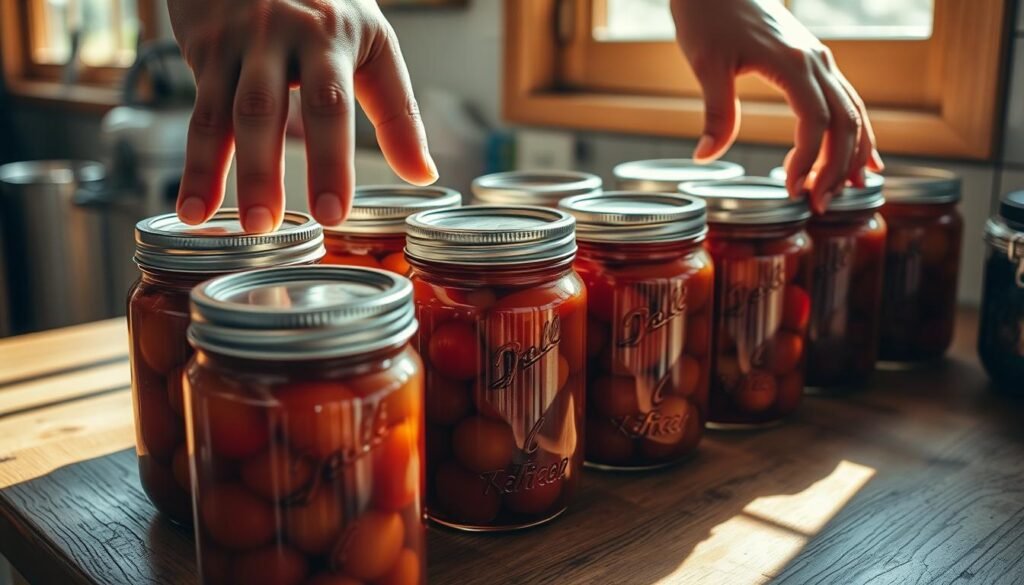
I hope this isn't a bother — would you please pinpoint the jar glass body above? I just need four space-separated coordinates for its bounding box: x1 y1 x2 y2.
409 260 586 531
574 240 711 469
324 233 410 275
878 202 963 361
978 239 1024 393
127 269 206 524
185 344 425 585
805 210 887 387
705 222 813 427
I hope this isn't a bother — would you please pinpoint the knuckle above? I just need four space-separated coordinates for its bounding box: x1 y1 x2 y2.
688 53 717 80
235 88 279 122
377 96 422 130
304 82 351 117
806 107 830 130
190 106 229 137
237 170 277 185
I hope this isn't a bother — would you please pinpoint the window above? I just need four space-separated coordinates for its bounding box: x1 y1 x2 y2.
597 0 935 42
1 0 155 107
504 0 1008 159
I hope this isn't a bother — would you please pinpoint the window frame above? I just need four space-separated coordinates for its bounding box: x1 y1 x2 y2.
503 0 1010 160
1 0 157 110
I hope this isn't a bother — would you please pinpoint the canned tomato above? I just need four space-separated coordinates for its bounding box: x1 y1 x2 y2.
877 166 963 363
613 159 744 192
771 168 887 388
185 266 424 585
979 191 1024 394
680 178 813 428
559 191 711 469
322 185 461 274
471 170 601 207
405 205 586 531
128 210 324 524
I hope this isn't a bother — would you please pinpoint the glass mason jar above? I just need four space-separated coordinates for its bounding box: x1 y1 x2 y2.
613 158 744 192
771 168 888 388
322 185 461 274
877 167 963 363
471 170 602 208
979 192 1024 394
128 210 324 525
680 179 813 428
186 266 424 585
559 192 711 469
405 206 586 531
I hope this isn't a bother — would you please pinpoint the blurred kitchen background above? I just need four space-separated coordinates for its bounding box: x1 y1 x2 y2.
0 0 1020 338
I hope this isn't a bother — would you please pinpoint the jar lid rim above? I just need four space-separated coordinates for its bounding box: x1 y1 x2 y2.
189 266 416 360
134 209 325 273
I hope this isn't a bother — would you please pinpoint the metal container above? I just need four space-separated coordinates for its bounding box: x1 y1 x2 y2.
0 161 110 334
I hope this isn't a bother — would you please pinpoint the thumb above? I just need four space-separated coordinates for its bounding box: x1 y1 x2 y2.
693 66 740 163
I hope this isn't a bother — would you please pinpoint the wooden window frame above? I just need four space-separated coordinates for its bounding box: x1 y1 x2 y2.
1 0 157 110
504 0 1010 160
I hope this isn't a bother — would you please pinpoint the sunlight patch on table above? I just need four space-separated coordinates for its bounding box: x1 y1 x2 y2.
743 460 876 535
656 460 876 584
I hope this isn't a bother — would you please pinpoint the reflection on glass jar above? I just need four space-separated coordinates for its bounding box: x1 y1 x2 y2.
613 158 744 192
979 192 1024 394
471 170 602 208
127 210 324 525
405 206 585 531
560 191 710 469
771 168 887 388
322 185 461 274
186 267 425 585
877 167 963 363
681 178 813 428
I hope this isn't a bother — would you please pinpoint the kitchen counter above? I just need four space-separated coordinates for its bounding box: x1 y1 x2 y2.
0 311 1021 584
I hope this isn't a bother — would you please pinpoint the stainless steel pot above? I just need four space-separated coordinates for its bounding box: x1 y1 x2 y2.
0 160 111 335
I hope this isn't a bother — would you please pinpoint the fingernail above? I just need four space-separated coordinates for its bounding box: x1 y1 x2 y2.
243 206 275 233
793 174 808 197
871 148 885 170
178 196 206 225
423 145 439 181
693 135 716 162
314 193 344 226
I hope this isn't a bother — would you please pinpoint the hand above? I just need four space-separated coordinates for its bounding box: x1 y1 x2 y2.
168 0 438 232
670 0 883 213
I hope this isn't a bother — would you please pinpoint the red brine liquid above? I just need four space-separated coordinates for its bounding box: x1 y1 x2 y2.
706 224 813 426
187 347 426 585
412 264 586 530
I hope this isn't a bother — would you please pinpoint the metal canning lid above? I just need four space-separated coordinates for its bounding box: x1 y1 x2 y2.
189 266 416 360
471 171 602 207
678 177 810 225
985 192 1024 253
768 166 885 212
613 159 745 192
405 205 576 266
559 191 707 244
881 165 961 204
134 209 325 273
324 185 462 235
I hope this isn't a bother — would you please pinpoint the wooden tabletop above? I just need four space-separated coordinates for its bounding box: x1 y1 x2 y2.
0 311 1022 585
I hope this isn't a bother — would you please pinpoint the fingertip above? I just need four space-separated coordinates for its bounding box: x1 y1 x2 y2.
693 134 723 164
242 205 278 234
313 193 345 227
869 148 885 172
177 196 208 225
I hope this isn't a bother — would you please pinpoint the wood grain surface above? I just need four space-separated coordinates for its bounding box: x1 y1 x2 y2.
0 312 1022 585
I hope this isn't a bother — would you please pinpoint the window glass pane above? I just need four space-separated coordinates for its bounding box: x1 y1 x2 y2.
596 0 933 42
790 0 933 39
32 0 138 67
